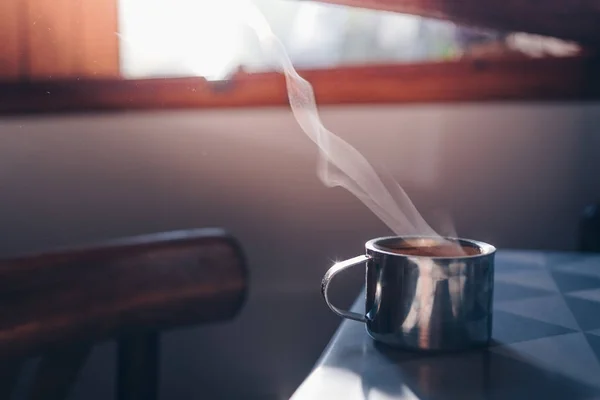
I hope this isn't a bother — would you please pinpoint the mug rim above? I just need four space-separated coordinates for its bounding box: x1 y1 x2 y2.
365 235 496 259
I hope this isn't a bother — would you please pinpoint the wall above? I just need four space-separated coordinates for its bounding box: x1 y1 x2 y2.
0 103 598 399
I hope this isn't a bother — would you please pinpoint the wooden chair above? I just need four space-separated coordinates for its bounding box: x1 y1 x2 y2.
0 228 248 400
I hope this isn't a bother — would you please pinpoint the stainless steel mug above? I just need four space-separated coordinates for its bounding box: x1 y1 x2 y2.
321 236 496 351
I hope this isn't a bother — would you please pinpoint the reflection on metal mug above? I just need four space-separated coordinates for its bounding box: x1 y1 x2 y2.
321 236 496 351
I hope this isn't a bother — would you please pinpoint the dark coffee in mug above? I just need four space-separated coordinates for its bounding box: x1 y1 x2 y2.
374 237 481 257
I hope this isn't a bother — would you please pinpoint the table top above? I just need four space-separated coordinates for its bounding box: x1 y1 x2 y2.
292 250 600 400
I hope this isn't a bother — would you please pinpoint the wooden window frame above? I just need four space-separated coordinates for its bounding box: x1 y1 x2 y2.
1 55 599 116
0 0 599 115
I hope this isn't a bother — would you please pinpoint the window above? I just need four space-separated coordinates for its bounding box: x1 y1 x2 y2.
0 0 597 114
118 0 580 80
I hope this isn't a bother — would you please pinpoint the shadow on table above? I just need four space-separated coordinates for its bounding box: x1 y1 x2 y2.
354 340 600 400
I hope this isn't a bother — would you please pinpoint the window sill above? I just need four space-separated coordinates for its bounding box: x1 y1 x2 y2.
0 55 598 116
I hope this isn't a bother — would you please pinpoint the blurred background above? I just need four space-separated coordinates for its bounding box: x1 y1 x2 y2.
0 0 598 399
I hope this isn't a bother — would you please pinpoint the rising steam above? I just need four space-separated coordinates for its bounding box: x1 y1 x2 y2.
118 0 441 237
241 1 438 236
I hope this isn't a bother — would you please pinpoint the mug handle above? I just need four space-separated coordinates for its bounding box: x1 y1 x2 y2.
321 255 370 323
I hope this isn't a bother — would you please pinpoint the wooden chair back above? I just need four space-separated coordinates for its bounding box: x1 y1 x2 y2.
0 228 247 400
